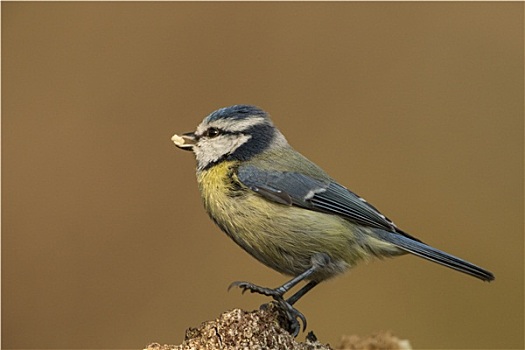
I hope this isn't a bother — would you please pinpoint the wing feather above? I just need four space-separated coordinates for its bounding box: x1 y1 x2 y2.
236 165 495 281
237 165 396 231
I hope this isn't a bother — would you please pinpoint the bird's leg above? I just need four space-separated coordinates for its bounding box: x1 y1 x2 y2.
229 253 330 336
229 266 316 298
286 280 319 306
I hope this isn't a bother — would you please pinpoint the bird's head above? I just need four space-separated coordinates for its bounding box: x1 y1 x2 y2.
172 105 288 171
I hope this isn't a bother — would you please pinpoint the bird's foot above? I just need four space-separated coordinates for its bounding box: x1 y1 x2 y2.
261 300 307 337
228 281 287 297
229 281 307 336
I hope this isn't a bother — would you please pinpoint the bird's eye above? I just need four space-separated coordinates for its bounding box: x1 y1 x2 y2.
205 128 220 138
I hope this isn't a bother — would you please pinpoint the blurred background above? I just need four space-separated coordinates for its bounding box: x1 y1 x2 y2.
2 2 523 349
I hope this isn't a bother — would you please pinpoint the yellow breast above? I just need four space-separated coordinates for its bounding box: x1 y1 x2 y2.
195 161 375 278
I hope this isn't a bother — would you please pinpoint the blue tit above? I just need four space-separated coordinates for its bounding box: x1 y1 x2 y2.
172 104 494 336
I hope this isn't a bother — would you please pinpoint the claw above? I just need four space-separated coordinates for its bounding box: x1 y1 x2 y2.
228 280 310 337
227 281 250 294
293 308 307 331
228 281 244 290
228 281 282 297
275 299 307 336
260 300 307 336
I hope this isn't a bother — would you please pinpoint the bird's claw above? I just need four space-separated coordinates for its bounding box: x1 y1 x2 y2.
261 300 307 337
228 281 282 297
229 280 308 337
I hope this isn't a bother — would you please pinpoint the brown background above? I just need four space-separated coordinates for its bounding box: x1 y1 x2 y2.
2 2 523 349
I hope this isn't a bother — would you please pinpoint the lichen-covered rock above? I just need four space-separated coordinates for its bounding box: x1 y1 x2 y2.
145 307 411 350
145 306 331 350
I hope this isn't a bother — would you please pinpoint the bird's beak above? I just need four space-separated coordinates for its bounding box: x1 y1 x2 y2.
171 132 196 151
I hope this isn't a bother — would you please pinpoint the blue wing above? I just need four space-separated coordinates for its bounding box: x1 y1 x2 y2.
236 164 495 282
237 165 398 232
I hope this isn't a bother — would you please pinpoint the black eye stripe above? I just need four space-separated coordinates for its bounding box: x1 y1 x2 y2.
201 128 239 138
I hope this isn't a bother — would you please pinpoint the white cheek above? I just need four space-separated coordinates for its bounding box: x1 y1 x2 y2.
195 134 251 169
226 134 252 154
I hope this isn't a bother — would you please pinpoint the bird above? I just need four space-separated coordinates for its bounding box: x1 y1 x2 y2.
171 104 494 336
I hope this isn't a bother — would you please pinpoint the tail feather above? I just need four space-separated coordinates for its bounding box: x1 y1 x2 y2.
375 230 495 282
